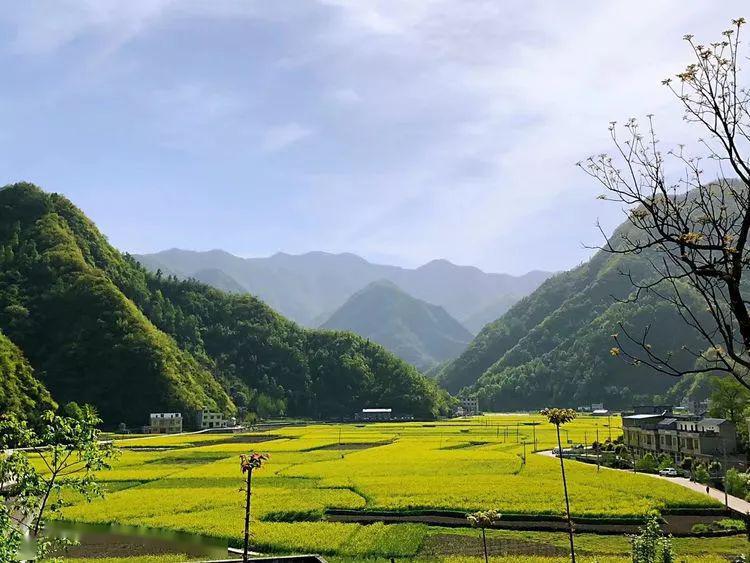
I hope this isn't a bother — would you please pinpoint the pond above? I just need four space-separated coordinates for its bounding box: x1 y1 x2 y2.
19 520 229 560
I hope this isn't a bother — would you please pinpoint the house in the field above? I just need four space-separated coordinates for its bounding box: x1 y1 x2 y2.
197 407 228 429
148 412 183 434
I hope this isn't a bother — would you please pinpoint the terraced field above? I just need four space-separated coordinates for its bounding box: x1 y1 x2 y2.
55 414 744 561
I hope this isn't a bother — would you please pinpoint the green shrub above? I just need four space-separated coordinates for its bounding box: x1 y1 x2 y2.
725 468 749 498
636 453 658 473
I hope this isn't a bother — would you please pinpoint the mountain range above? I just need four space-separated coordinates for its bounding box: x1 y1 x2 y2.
320 280 474 371
135 249 552 333
0 183 451 425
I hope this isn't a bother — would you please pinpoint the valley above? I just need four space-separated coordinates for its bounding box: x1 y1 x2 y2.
48 415 742 562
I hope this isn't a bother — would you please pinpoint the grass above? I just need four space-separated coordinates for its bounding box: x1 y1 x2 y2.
53 414 736 560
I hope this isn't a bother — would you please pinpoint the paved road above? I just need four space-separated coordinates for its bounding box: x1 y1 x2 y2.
536 449 750 514
645 474 750 514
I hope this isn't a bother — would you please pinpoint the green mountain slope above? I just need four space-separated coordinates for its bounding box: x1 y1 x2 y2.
0 330 55 418
136 249 552 328
0 183 234 425
437 222 710 410
320 280 473 370
0 183 450 423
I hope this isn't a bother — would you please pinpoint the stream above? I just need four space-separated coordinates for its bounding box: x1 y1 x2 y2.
19 520 229 560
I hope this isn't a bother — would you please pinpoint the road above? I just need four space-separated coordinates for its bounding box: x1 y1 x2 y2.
536 449 750 514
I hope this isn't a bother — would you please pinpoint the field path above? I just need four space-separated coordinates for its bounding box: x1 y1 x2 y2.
536 450 750 514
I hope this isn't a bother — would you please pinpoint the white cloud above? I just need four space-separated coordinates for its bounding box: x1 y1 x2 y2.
1 1 746 272
261 123 312 153
300 0 745 271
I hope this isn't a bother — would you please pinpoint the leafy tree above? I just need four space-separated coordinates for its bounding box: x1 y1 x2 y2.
657 454 674 471
709 377 750 448
636 453 658 473
542 407 577 563
693 463 711 484
725 468 749 497
582 18 750 390
0 407 117 560
631 512 675 563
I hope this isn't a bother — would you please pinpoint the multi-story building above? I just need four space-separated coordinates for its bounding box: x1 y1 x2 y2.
149 413 183 434
460 397 480 414
197 408 226 429
621 407 737 465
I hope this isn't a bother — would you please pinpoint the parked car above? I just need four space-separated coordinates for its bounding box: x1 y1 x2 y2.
659 467 679 477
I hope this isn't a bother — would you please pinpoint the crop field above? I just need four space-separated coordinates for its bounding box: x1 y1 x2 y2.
53 414 745 561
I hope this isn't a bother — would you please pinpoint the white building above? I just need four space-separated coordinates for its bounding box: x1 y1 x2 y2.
197 408 226 429
355 408 393 421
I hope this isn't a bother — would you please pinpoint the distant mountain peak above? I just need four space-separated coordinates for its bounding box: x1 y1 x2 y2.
321 282 472 371
135 248 553 330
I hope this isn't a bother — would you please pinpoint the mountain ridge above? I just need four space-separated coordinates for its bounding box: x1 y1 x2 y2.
436 216 710 410
320 280 473 370
135 248 553 331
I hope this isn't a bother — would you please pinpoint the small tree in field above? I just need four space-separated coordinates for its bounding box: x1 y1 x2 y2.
0 406 117 560
541 408 578 563
631 512 675 563
580 18 750 390
240 452 269 563
467 509 502 563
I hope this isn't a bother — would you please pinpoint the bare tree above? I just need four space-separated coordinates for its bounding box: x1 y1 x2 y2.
240 452 268 563
542 408 577 563
580 18 750 389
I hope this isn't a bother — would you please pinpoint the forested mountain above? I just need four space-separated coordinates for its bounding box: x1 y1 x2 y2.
436 220 711 410
136 249 551 330
0 183 451 425
320 280 473 370
0 330 55 418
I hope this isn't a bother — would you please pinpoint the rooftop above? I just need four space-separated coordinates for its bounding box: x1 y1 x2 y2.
362 408 392 413
622 413 664 420
699 417 729 425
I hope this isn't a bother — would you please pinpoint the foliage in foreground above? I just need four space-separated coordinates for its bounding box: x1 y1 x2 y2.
0 407 117 561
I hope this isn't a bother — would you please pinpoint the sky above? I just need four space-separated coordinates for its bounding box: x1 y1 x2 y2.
0 1 745 274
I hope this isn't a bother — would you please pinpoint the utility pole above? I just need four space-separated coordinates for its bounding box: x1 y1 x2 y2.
516 423 519 443
533 424 537 452
522 440 527 465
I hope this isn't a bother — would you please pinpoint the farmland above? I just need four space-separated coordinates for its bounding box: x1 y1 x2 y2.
54 414 744 561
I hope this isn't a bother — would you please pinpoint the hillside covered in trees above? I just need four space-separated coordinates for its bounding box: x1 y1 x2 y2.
0 183 451 425
321 280 473 370
436 219 711 410
0 330 56 418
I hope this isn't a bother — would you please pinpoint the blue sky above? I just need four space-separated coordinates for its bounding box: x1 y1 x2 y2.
0 1 744 274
